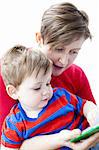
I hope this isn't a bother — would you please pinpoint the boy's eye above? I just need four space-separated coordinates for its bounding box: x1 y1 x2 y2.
46 83 50 86
33 87 41 90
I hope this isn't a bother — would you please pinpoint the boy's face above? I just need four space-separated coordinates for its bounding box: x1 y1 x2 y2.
17 68 53 111
41 37 85 76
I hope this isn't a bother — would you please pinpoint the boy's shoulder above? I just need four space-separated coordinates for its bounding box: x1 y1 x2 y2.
4 103 23 124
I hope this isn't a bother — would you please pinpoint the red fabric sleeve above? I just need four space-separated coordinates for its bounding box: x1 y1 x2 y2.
75 68 95 104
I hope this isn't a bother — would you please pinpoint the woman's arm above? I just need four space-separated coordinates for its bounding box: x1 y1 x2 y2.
20 129 99 150
20 129 81 150
1 145 18 150
83 101 99 126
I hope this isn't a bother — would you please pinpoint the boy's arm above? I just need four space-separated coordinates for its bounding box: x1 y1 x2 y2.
1 117 23 149
20 129 81 150
83 101 99 126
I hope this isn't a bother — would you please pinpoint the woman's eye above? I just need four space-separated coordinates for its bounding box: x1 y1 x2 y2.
70 50 78 54
55 48 64 52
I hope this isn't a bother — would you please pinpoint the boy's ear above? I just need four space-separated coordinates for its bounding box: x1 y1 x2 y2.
6 85 18 100
35 32 43 44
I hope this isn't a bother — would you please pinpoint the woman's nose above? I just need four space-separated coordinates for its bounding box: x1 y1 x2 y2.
59 55 69 66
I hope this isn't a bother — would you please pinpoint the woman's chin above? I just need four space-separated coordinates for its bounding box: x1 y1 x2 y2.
52 64 67 76
52 64 71 76
52 69 64 76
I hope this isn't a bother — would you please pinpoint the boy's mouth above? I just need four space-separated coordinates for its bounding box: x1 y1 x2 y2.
40 98 49 107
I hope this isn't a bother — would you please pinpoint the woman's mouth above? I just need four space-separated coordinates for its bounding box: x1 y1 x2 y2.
52 63 67 76
53 64 65 69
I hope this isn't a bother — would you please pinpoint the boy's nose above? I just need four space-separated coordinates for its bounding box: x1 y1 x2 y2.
42 88 49 96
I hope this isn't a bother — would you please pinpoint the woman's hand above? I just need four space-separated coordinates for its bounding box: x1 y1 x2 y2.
65 132 99 150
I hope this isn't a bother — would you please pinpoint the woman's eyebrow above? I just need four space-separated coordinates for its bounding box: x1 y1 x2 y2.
70 48 80 50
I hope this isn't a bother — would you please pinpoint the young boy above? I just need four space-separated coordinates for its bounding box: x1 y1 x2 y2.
1 45 99 150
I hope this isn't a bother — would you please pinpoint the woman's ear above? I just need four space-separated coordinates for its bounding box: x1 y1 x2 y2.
6 85 18 100
35 32 43 45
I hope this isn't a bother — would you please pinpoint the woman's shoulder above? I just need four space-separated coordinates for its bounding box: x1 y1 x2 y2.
63 64 86 77
66 64 84 72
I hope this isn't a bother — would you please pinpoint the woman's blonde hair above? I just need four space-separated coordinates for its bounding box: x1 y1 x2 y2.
40 2 91 48
1 45 51 88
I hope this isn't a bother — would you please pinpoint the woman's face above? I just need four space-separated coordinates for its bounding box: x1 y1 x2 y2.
41 37 85 76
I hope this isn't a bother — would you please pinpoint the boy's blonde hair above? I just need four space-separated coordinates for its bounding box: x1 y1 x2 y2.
40 2 91 48
1 45 51 88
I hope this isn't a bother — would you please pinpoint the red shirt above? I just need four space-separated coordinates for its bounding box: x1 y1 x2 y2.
51 64 95 103
0 64 95 142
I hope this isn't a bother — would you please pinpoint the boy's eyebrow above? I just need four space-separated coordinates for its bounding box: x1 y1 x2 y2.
32 82 43 85
31 78 51 87
29 83 42 89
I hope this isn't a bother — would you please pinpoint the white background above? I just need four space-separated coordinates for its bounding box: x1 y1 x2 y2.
0 0 99 106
